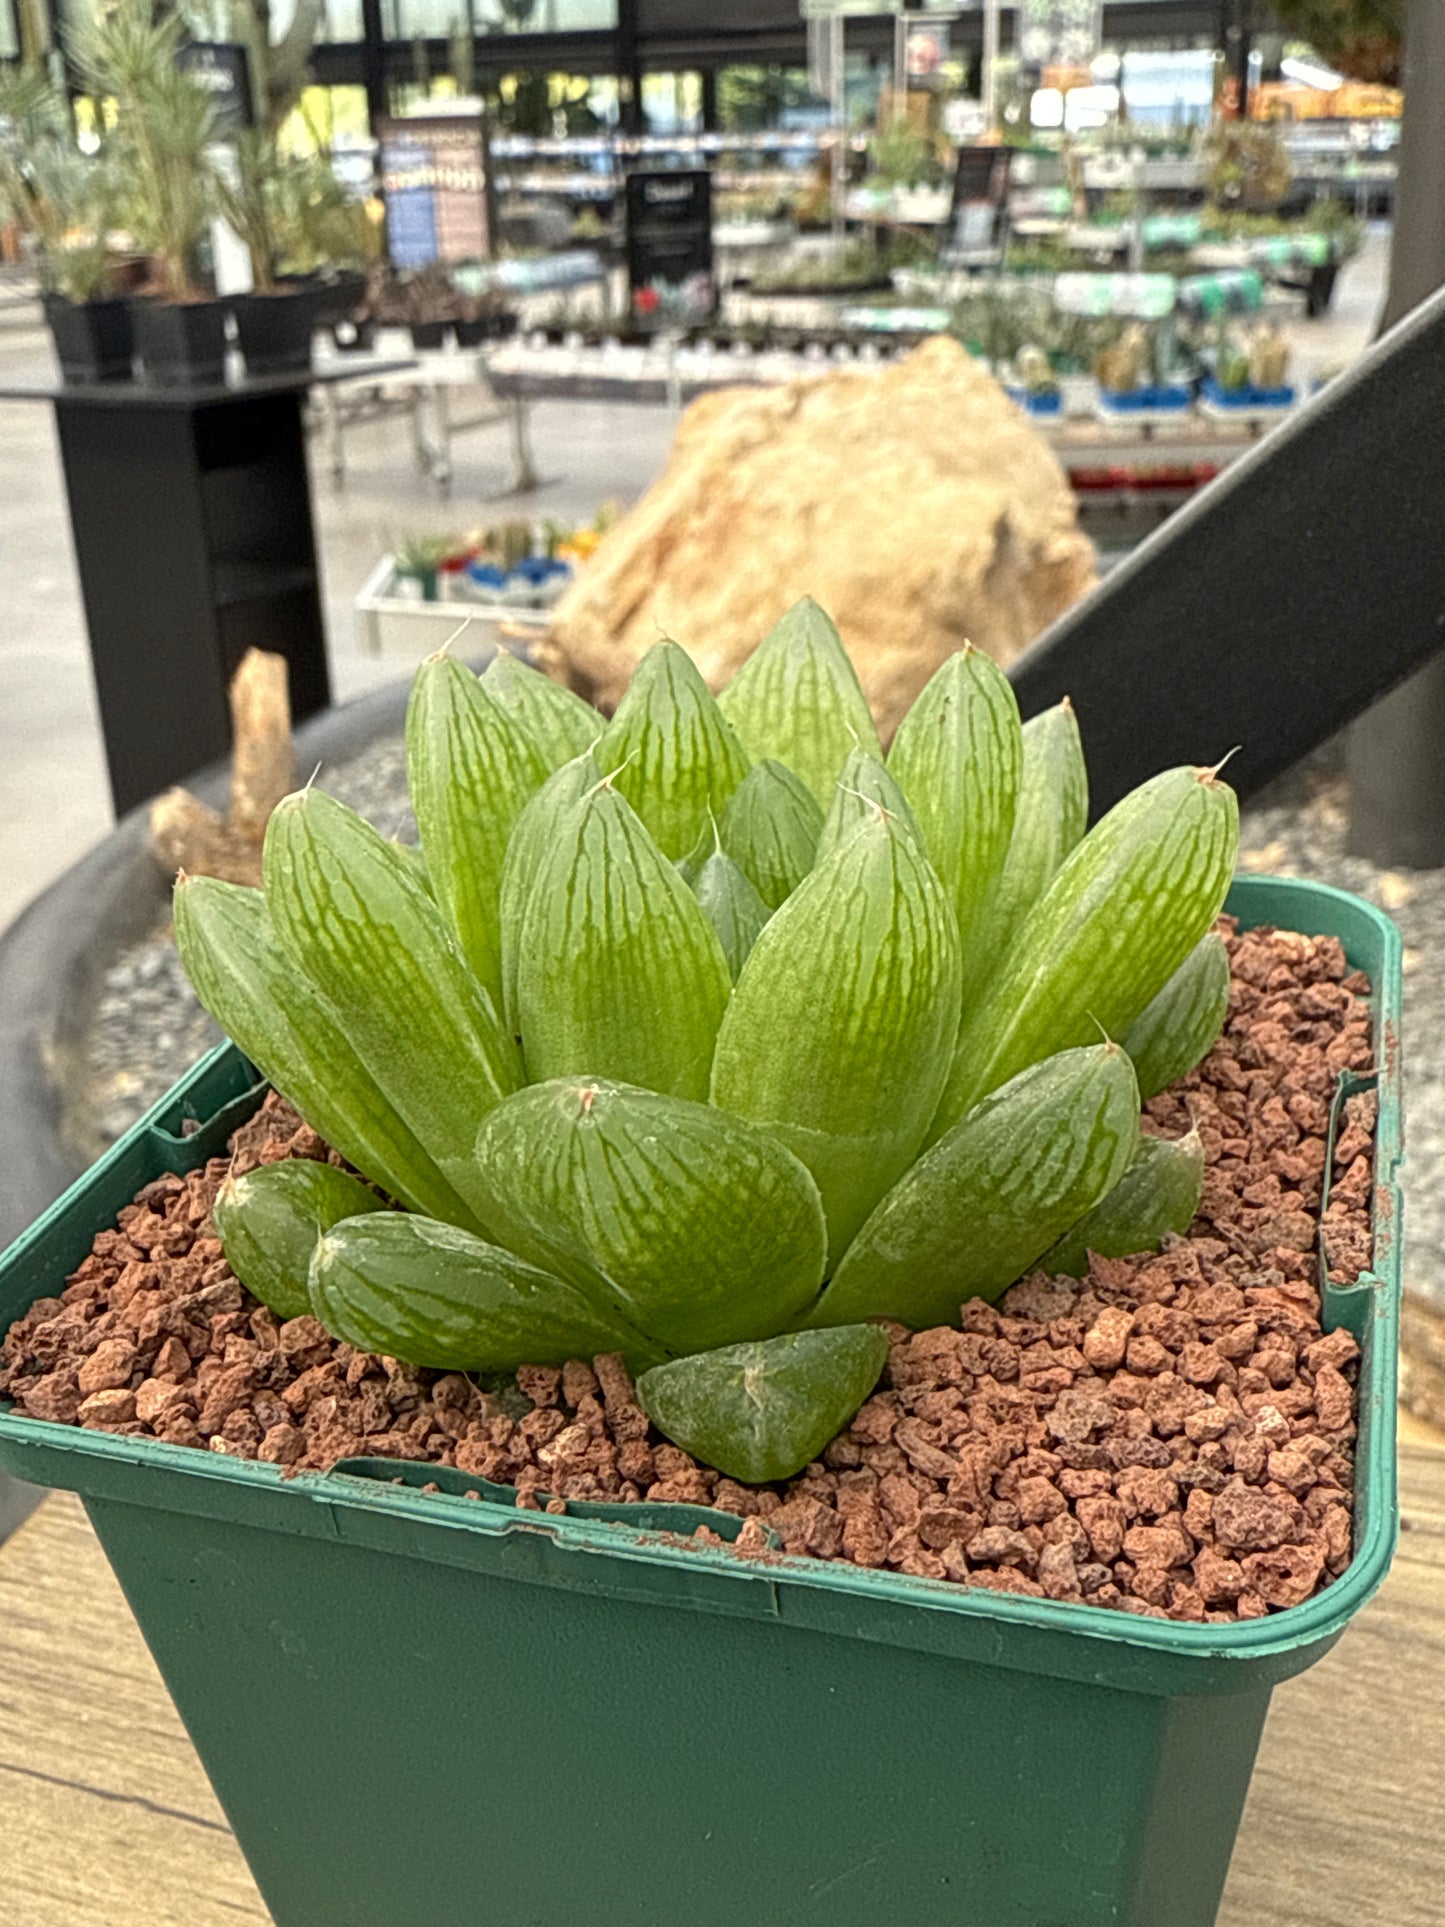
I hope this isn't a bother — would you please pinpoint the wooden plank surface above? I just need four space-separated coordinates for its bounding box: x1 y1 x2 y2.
1 1449 1443 1926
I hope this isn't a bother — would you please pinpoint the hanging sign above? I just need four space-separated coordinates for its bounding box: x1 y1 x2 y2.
379 113 491 269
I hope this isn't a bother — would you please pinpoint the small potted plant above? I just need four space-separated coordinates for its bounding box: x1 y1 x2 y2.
391 531 458 600
217 134 376 376
0 610 1403 1923
0 64 135 383
82 0 226 387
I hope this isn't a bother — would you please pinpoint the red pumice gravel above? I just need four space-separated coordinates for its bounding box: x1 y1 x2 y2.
0 920 1377 1622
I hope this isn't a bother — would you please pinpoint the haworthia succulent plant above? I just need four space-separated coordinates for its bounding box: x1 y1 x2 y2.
710 808 962 1268
718 597 881 809
511 781 732 1100
185 602 1244 1486
597 639 750 861
481 648 600 770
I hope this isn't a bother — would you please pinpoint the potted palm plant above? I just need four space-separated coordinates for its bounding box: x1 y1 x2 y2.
217 128 318 375
81 0 226 387
0 63 134 383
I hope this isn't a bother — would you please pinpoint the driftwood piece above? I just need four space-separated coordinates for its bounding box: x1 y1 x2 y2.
148 650 295 888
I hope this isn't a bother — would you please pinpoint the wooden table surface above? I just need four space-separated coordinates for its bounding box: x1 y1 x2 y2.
2 1441 1444 1926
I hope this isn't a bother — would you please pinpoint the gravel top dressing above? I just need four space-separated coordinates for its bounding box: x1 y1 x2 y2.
1 919 1376 1624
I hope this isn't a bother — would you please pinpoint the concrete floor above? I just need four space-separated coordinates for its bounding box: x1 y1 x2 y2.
0 230 1388 932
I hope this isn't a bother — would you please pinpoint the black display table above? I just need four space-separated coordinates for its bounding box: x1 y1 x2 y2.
0 360 410 814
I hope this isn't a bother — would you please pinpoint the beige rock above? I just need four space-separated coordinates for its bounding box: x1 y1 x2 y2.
537 337 1096 741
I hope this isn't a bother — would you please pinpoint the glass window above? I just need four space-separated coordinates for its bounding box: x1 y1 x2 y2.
384 0 615 34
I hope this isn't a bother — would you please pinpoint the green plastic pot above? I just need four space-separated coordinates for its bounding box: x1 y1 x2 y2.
0 876 1402 1927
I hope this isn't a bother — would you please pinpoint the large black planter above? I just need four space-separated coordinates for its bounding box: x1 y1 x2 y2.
231 288 316 376
134 298 228 387
42 293 135 384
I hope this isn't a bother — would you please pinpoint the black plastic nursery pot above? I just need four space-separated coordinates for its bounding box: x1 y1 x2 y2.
230 289 316 376
41 293 135 384
408 320 448 351
0 877 1402 1927
133 298 228 387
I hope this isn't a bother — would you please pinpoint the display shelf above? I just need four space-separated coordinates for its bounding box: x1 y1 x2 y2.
354 554 551 657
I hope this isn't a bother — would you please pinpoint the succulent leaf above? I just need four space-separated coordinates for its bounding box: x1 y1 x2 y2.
936 765 1239 1132
1123 931 1231 1100
481 648 600 770
710 809 962 1268
597 639 750 860
718 597 880 809
474 1078 827 1353
887 646 1022 997
498 751 600 1036
262 788 522 1221
718 758 824 911
213 1160 385 1321
174 875 480 1228
992 698 1088 954
513 782 733 1100
812 1043 1140 1329
1038 1128 1204 1278
310 1212 659 1372
814 746 922 867
692 847 770 981
636 1326 890 1484
406 653 547 1010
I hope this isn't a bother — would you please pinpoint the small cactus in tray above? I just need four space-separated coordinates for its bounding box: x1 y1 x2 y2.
175 604 1238 1483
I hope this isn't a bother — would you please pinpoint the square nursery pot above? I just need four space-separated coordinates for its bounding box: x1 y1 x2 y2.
230 289 316 377
134 299 228 388
42 293 135 384
0 876 1403 1927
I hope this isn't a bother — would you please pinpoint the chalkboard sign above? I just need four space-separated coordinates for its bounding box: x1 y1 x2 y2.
178 42 254 138
625 169 715 323
379 113 491 270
